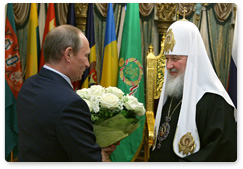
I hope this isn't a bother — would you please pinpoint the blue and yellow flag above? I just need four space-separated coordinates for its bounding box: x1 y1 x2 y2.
110 3 145 162
5 3 24 160
100 3 118 87
25 3 39 80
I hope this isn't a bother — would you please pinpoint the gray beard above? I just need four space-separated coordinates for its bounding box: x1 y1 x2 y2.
165 72 184 99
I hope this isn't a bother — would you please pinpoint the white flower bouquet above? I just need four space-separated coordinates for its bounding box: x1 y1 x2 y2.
76 85 145 147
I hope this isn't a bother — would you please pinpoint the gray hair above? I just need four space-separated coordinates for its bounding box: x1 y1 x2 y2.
43 25 83 63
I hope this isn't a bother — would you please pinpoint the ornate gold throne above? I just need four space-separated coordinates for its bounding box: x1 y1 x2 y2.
142 3 178 161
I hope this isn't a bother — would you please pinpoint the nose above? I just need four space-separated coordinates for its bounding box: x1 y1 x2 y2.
166 59 174 69
86 60 90 68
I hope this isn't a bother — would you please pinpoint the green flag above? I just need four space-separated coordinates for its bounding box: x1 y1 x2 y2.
5 80 19 161
5 3 24 160
110 3 145 162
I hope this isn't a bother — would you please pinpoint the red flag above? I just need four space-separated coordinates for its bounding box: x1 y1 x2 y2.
39 3 56 71
5 6 23 99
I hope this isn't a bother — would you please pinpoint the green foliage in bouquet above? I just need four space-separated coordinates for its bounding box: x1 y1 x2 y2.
91 107 121 124
76 85 145 147
92 108 139 125
93 114 142 147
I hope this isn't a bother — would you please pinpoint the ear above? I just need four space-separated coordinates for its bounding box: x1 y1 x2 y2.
64 47 73 62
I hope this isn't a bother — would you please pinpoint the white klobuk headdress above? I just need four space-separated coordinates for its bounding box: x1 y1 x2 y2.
153 20 235 158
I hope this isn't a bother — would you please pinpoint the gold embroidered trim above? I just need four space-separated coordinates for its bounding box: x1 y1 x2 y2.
164 29 176 53
178 132 196 155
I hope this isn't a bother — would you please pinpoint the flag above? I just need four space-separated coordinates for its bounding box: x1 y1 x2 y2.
86 3 98 87
100 3 118 87
25 3 39 80
39 3 56 71
110 3 145 162
66 3 81 90
67 3 76 25
227 15 237 109
38 3 46 48
5 3 24 160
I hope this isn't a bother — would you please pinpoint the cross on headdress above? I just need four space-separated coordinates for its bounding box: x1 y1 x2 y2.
182 7 187 21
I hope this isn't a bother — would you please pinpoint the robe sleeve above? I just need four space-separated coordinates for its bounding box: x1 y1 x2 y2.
182 93 237 162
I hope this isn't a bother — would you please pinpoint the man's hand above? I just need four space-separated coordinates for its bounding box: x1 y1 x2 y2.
101 142 120 162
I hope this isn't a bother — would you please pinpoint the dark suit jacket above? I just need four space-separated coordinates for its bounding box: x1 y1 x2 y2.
17 68 101 162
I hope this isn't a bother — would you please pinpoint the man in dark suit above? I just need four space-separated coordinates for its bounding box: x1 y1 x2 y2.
17 25 115 162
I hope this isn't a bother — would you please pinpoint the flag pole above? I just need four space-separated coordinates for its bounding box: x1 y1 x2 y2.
11 150 13 162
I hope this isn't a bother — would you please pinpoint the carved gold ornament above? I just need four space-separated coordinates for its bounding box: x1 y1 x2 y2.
164 29 176 53
75 3 88 32
178 132 196 155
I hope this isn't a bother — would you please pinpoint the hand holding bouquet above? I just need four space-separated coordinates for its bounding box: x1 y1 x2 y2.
77 85 145 147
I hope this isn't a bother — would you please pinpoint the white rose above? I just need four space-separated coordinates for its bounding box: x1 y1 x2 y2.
90 85 105 97
83 99 92 112
105 87 124 99
90 96 100 113
134 102 146 116
76 88 90 99
124 95 145 117
100 93 120 109
122 94 138 103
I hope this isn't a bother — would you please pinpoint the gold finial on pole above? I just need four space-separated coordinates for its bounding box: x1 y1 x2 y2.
148 44 154 54
11 150 13 162
182 7 187 21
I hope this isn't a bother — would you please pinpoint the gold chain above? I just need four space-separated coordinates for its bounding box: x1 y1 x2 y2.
167 97 182 117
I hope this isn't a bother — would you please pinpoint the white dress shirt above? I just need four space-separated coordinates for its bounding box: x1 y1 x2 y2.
43 65 73 89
